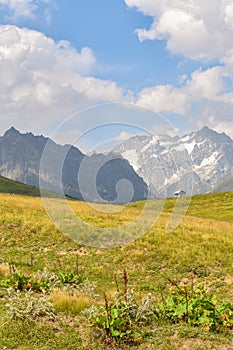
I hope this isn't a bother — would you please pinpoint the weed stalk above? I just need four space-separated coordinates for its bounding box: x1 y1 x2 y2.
123 269 128 302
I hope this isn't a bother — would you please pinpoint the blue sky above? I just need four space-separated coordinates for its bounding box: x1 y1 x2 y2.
0 0 233 149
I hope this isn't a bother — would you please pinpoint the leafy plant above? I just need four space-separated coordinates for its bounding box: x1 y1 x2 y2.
31 267 58 293
85 270 155 346
0 269 53 294
156 276 233 331
58 270 84 285
0 271 30 291
0 268 86 295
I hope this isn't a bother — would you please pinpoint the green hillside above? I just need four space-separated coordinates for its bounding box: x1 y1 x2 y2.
0 175 64 199
0 175 41 196
0 192 233 349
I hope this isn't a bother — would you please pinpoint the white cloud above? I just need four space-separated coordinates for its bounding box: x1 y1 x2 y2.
137 66 229 113
188 66 226 101
0 0 50 19
125 0 233 61
224 2 233 26
125 0 233 137
125 0 165 17
0 25 124 134
138 84 190 115
115 131 132 141
137 65 233 138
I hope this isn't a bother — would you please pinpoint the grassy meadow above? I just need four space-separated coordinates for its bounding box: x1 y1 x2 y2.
0 191 233 349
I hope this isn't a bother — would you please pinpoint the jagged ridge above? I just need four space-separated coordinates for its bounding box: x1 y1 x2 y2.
0 128 148 202
113 126 233 197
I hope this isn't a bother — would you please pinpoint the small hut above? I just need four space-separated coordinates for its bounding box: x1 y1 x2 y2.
174 190 186 198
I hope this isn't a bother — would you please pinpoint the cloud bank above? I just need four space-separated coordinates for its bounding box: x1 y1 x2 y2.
125 0 233 61
0 2 233 140
0 25 124 133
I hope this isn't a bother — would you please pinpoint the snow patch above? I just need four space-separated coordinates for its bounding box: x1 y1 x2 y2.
183 141 196 155
121 149 140 171
141 136 159 152
200 152 219 168
171 144 186 152
165 173 178 185
194 152 219 177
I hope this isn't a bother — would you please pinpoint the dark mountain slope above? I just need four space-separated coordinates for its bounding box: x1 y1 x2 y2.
0 127 148 202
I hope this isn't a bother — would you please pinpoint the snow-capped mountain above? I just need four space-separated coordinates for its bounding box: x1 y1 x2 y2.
113 126 233 197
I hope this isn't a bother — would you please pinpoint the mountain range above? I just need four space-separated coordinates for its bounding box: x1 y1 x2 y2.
0 126 232 201
0 127 148 202
113 126 233 197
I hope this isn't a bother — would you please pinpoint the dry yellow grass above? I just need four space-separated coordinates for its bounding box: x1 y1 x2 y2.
0 264 10 278
49 290 93 315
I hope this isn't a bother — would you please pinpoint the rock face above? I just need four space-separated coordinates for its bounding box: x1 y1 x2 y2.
0 127 148 202
113 126 233 197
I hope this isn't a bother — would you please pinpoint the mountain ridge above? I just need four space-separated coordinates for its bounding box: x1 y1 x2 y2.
1 125 232 200
0 127 148 202
113 126 233 197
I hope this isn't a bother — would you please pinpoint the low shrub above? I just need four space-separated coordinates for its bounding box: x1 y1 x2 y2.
6 288 56 322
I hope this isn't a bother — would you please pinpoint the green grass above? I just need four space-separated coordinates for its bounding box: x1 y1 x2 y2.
0 175 41 196
0 191 232 349
186 191 233 221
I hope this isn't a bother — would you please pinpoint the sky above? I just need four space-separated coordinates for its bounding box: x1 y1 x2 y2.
0 0 233 150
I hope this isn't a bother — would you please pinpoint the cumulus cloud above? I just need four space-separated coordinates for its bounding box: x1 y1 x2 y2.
137 65 233 138
0 0 49 19
125 0 233 61
0 25 124 134
115 131 132 141
138 66 225 115
138 84 190 115
125 0 233 137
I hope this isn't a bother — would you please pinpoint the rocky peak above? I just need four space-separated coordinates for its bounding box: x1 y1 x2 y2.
3 127 20 138
114 126 233 197
194 126 232 144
